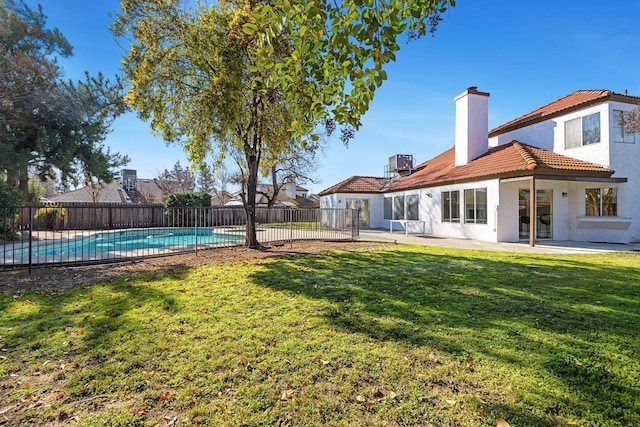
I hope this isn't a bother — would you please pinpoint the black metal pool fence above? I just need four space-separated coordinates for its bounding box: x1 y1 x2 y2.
0 204 359 270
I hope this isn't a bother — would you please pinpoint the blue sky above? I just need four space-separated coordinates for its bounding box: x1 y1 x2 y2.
29 0 640 193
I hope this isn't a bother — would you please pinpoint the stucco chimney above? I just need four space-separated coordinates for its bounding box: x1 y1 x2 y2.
284 178 296 199
455 87 490 166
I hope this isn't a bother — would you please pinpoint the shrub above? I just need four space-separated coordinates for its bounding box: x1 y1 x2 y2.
165 192 212 208
27 178 46 203
164 192 212 227
0 180 22 241
34 206 66 230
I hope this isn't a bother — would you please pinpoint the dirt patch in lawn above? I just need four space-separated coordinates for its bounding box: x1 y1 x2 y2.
0 241 389 294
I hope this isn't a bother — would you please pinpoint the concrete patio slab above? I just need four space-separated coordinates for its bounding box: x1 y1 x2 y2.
358 229 640 254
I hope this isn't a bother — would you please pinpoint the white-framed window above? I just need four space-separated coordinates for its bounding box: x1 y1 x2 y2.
565 112 601 148
464 188 487 224
383 197 392 220
385 194 419 220
441 190 460 223
612 110 636 144
585 188 617 216
393 196 405 220
406 195 419 220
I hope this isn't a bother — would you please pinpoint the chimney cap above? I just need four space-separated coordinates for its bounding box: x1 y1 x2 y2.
456 86 490 100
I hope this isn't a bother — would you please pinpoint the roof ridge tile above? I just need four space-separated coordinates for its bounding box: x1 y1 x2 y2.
512 141 538 170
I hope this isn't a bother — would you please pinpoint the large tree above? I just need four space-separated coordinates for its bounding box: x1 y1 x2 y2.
113 0 452 248
114 0 304 248
0 0 128 200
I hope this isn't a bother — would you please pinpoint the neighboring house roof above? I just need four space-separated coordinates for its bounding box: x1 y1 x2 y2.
489 89 640 137
49 182 131 203
49 178 173 204
318 176 388 196
210 190 233 206
320 141 614 195
225 184 316 207
129 179 165 203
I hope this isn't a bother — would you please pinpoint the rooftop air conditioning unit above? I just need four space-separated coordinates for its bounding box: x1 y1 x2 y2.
388 154 413 171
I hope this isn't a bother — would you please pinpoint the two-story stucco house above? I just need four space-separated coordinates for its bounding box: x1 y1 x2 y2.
319 87 640 244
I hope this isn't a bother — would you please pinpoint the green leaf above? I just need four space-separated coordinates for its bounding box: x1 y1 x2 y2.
242 23 258 35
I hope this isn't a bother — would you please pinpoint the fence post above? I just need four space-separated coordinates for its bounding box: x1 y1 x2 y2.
288 208 292 247
28 206 33 274
195 207 199 256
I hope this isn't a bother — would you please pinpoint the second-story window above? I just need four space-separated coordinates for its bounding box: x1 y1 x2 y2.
565 112 600 148
613 110 636 144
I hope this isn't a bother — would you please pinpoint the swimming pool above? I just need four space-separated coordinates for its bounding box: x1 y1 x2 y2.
5 227 243 264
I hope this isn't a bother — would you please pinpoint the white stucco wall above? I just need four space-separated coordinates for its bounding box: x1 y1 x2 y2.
319 193 384 229
489 120 556 151
552 104 612 167
608 102 640 242
378 180 501 242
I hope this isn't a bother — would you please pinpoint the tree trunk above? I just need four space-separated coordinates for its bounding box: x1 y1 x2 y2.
244 150 260 249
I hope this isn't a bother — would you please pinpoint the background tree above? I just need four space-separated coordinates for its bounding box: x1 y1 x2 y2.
113 0 452 248
259 139 322 208
157 161 196 194
196 163 216 194
0 0 129 200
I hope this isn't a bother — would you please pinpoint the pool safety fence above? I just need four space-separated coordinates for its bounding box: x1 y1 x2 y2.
1 204 360 271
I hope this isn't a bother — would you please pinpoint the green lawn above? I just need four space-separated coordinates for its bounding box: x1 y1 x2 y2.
1 245 638 426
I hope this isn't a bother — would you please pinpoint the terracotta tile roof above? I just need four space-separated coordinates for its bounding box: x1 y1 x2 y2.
319 176 388 196
387 141 613 192
489 90 640 137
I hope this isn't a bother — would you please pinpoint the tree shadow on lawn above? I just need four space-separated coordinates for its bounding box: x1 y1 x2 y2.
249 247 640 425
0 266 191 406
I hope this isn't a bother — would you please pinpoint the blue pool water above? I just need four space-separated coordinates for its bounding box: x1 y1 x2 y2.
10 227 241 260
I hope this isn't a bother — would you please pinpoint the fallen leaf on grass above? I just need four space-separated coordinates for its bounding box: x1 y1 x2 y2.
572 357 583 366
134 405 148 415
445 399 457 405
76 328 84 335
159 391 171 401
280 389 294 401
496 418 511 427
55 393 64 400
356 395 366 403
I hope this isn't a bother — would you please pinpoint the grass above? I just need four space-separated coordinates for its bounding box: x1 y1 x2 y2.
0 245 638 426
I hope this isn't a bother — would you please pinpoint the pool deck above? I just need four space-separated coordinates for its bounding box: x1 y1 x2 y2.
358 229 640 254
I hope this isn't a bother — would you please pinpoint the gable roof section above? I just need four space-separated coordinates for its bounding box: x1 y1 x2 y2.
49 182 131 203
387 141 613 192
489 90 640 137
319 176 388 196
